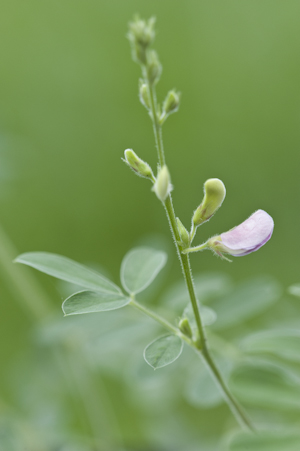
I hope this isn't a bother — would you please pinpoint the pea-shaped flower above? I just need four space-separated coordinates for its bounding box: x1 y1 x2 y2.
183 210 274 261
207 210 274 259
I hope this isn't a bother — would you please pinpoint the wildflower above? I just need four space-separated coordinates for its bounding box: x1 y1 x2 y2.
207 210 274 259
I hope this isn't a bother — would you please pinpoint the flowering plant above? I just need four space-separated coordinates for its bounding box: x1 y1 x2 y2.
14 15 300 450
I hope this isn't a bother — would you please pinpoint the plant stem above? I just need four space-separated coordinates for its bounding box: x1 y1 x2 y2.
145 72 254 432
129 297 193 346
200 347 254 431
182 242 208 254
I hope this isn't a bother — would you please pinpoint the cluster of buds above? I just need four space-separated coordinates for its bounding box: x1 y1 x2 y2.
123 150 172 203
128 16 180 121
126 16 274 262
127 16 156 65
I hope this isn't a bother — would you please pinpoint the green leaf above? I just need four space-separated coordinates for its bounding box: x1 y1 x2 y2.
228 431 300 451
120 247 167 294
16 252 121 294
241 329 300 363
211 276 282 330
229 361 300 410
62 290 130 316
144 334 183 369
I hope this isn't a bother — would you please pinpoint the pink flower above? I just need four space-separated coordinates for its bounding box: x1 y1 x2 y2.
208 210 274 258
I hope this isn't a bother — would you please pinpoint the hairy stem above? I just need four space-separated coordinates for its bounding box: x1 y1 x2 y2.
145 70 254 432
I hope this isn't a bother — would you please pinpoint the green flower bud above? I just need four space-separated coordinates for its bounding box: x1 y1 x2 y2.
128 16 156 65
192 178 226 227
139 79 150 110
152 165 172 202
176 217 190 248
178 317 193 339
161 90 181 122
123 149 154 180
146 50 162 86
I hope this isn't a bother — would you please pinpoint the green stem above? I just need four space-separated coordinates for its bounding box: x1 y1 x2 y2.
182 242 208 254
129 297 193 347
145 70 254 432
190 223 197 243
200 347 254 431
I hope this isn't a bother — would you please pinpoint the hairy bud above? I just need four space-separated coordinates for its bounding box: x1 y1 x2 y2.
123 149 154 180
179 318 193 339
161 90 181 122
192 178 226 227
139 80 150 110
146 50 162 86
152 165 172 201
176 217 190 248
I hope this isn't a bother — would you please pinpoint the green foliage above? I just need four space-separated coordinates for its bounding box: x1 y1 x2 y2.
241 329 300 363
4 6 300 450
120 247 167 294
62 290 130 316
210 276 282 330
144 334 183 369
16 252 121 294
229 361 300 410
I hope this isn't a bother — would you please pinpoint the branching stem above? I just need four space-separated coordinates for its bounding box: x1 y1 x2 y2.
143 65 254 432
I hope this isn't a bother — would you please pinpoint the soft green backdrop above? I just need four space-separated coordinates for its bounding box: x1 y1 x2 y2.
0 1 300 449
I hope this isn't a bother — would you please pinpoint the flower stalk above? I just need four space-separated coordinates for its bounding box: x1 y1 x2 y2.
128 17 255 431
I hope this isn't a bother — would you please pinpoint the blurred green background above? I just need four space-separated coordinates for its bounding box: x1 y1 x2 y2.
0 1 300 450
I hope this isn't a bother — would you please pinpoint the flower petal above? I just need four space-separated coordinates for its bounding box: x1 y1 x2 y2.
220 210 274 256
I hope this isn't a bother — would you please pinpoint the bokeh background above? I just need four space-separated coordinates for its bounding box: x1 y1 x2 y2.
0 1 300 450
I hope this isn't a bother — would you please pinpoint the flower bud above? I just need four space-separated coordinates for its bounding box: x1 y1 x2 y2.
176 217 190 248
192 178 226 227
152 165 172 202
162 90 180 118
146 50 162 86
139 80 150 110
123 149 154 180
128 16 156 64
207 210 274 259
179 318 193 339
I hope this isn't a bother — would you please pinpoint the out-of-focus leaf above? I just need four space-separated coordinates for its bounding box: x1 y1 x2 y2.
62 290 130 316
161 272 232 311
227 430 300 451
211 277 282 330
288 284 300 297
15 252 121 294
185 353 232 408
183 302 217 327
241 329 300 363
229 361 300 410
144 334 183 369
120 247 167 294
